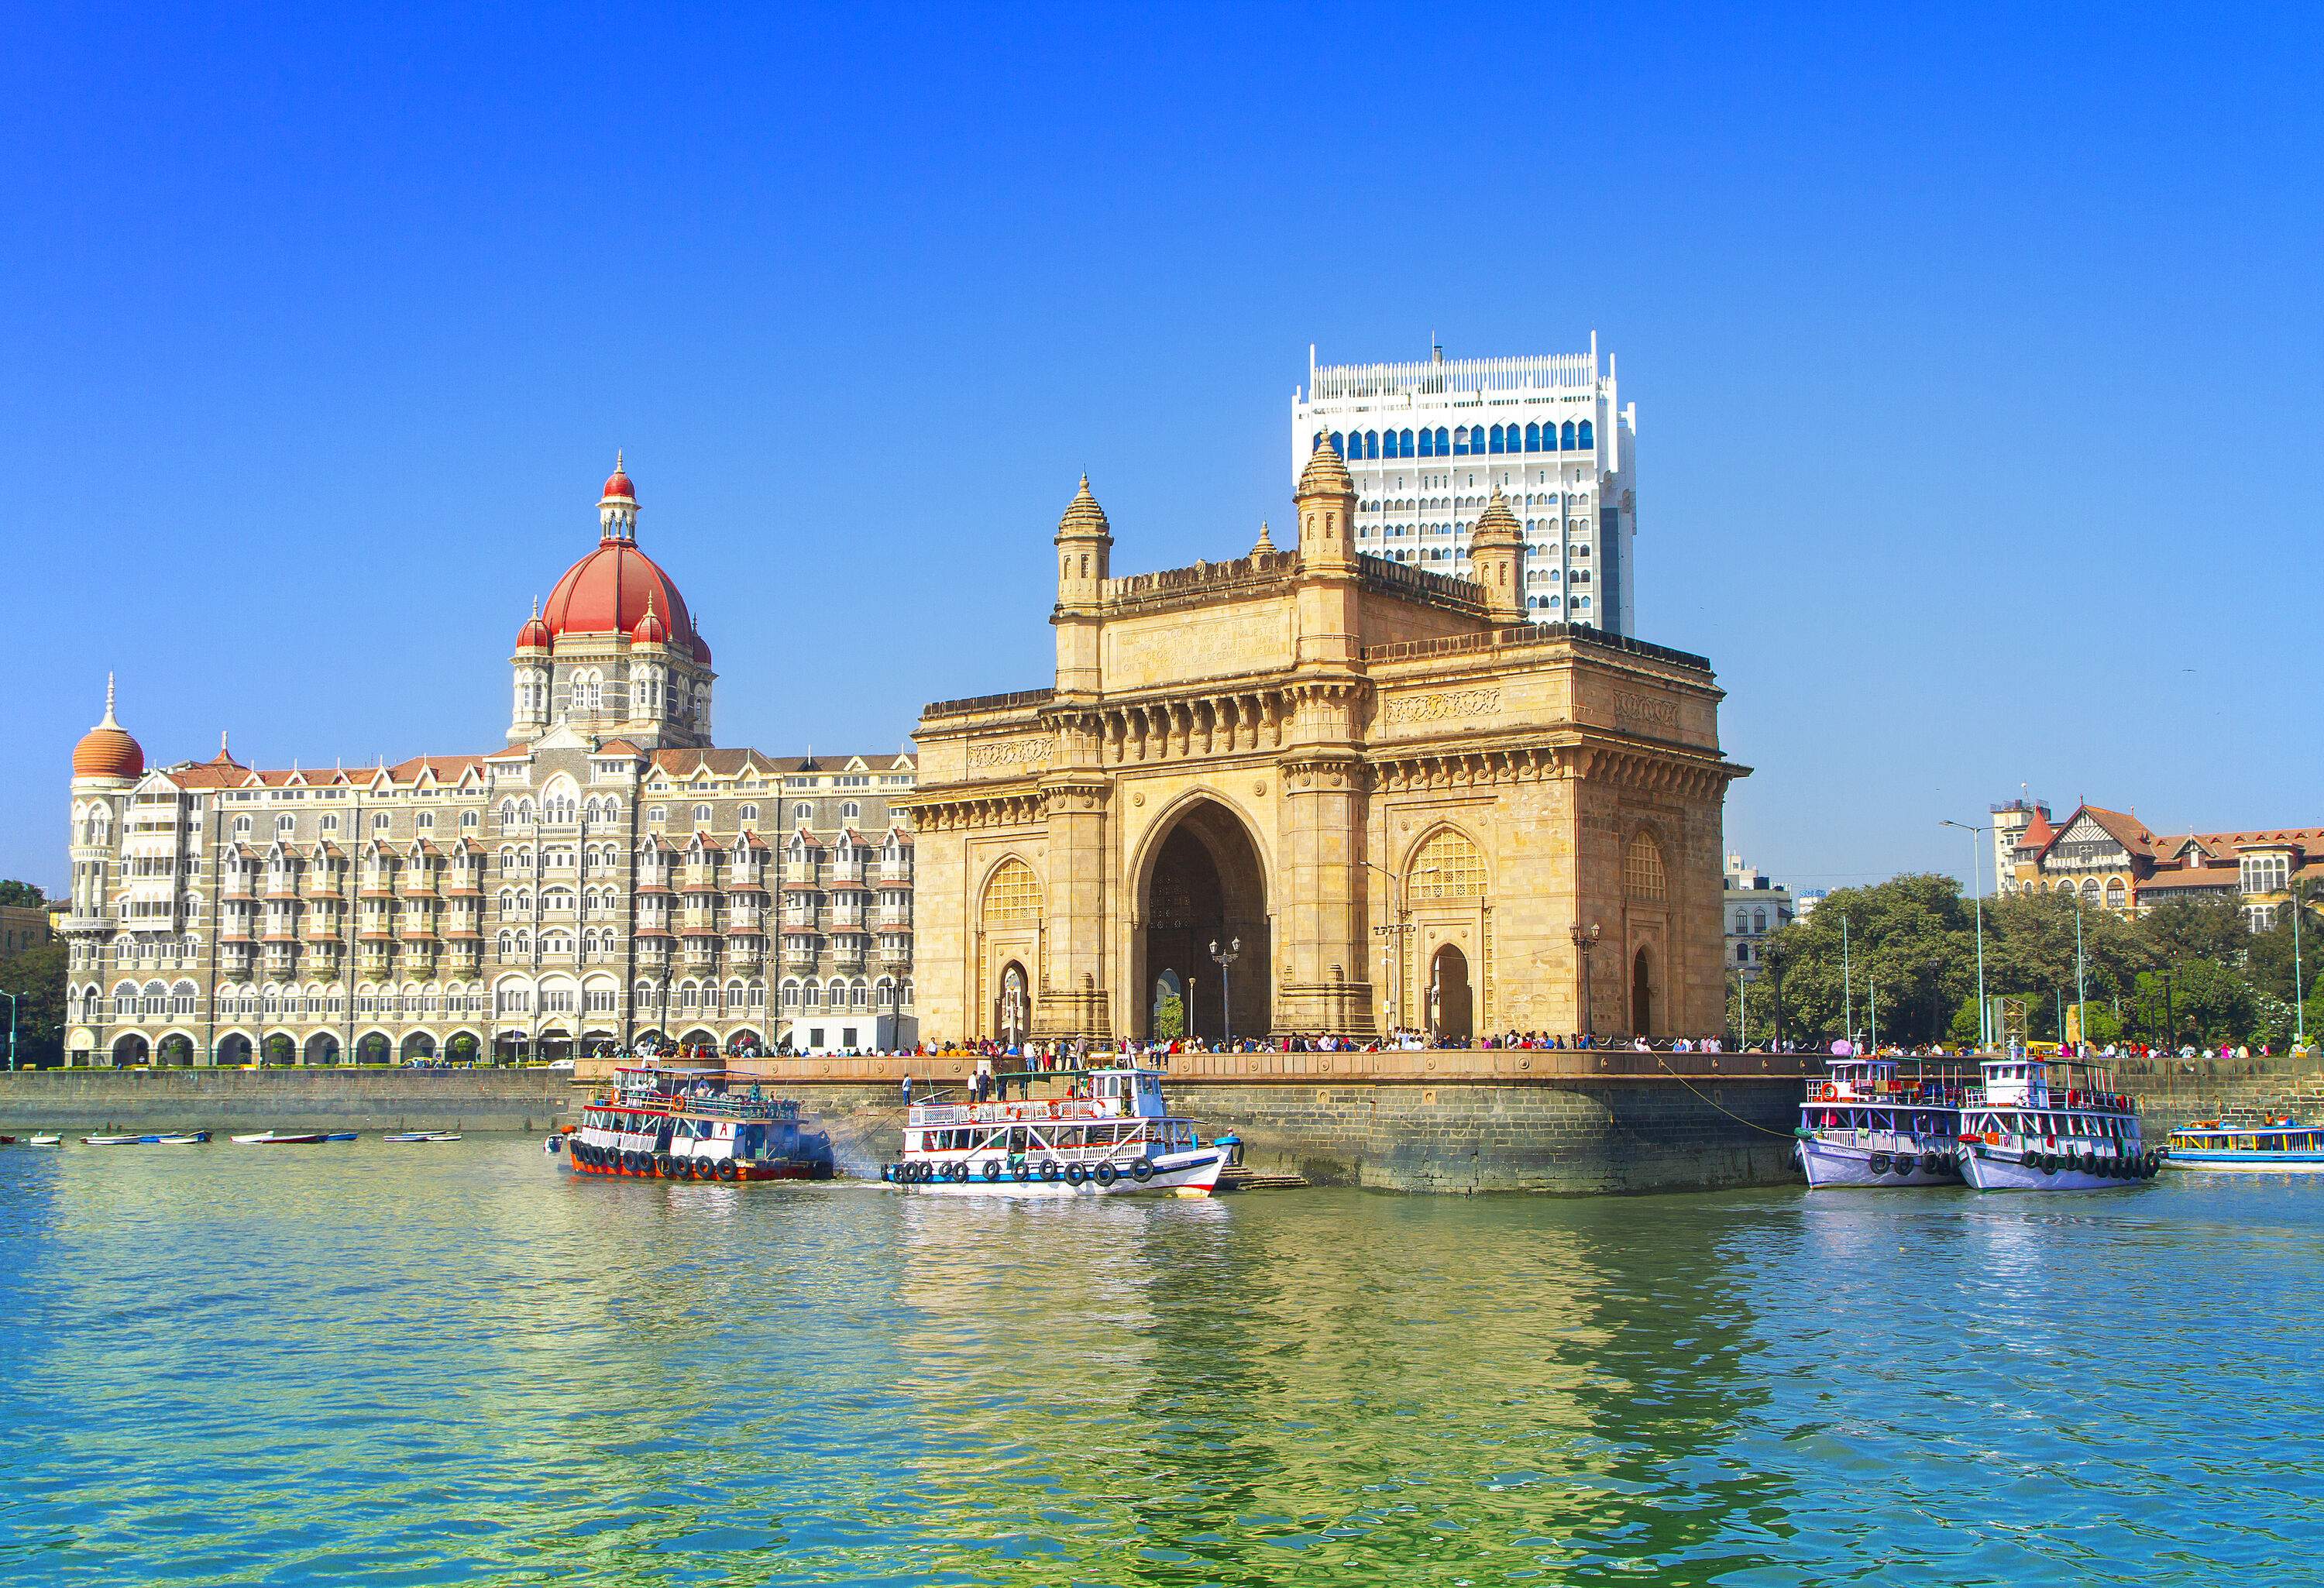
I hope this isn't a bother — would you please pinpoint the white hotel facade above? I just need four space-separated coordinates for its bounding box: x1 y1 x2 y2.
1292 341 1638 634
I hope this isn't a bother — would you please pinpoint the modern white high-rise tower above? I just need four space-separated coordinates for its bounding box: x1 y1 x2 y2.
1292 339 1638 634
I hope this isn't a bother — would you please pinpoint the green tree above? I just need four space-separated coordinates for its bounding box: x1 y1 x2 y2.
2140 898 2247 968
1755 874 1973 1048
0 880 47 909
0 940 67 1067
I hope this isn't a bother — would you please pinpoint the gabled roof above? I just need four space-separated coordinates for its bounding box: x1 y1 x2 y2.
2072 805 2156 858
2137 867 2240 892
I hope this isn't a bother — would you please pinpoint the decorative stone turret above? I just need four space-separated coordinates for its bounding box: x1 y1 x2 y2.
1470 489 1527 625
1052 476 1112 697
1294 432 1357 576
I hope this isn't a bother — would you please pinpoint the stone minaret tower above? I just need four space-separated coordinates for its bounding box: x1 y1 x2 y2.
1052 476 1112 698
1294 431 1357 576
1470 488 1527 625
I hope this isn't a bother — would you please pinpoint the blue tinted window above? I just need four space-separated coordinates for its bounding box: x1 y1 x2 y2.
1577 419 1594 448
1525 422 1541 452
1418 428 1435 458
1560 421 1576 449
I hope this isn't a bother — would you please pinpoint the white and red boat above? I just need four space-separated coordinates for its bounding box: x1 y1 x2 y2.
1957 1055 2157 1191
556 1062 834 1183
882 1060 1226 1197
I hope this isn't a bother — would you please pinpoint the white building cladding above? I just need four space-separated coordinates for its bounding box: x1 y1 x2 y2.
1291 341 1638 634
60 461 918 1067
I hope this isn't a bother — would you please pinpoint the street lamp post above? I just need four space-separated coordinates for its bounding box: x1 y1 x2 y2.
1208 937 1240 1047
1841 913 1852 1050
1360 860 1410 1036
1941 820 1990 1050
2295 880 2309 1047
2073 891 2087 1056
0 990 16 1071
1569 922 1601 1039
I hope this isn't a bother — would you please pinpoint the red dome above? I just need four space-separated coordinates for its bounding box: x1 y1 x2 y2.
542 540 698 650
601 466 635 504
631 596 670 646
74 678 143 779
690 634 712 665
515 611 552 650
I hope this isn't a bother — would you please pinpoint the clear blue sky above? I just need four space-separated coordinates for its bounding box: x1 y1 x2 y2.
6 5 2319 897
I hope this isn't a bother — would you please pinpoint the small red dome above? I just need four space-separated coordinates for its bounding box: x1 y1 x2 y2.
601 453 636 504
691 634 712 666
543 540 698 651
631 598 670 646
74 678 143 780
515 610 552 650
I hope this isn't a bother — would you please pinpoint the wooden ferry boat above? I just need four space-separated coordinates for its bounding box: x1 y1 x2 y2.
882 1060 1226 1198
1796 1057 1968 1188
2162 1115 2324 1171
557 1062 834 1183
1956 1056 2157 1191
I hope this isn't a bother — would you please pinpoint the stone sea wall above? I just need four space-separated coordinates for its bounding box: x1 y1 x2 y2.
0 1069 573 1135
2108 1054 2324 1134
635 1049 1813 1194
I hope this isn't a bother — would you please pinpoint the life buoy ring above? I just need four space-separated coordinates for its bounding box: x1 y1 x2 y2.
1131 1159 1153 1182
1868 1152 1893 1175
717 1160 739 1182
982 1160 1004 1183
1064 1162 1088 1187
1095 1162 1119 1188
1012 1162 1032 1183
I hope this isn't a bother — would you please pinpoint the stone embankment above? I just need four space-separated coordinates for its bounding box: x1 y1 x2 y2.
2109 1053 2324 1133
579 1050 1816 1194
0 1068 572 1135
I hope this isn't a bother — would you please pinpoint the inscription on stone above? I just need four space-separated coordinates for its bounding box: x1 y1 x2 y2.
968 737 1053 772
1384 689 1502 725
1611 691 1679 731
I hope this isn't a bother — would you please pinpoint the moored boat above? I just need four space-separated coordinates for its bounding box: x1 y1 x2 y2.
157 1131 211 1144
383 1131 462 1143
1796 1057 1968 1188
2162 1116 2324 1171
230 1131 329 1145
882 1060 1226 1198
1957 1056 2156 1191
26 1135 61 1146
81 1133 191 1146
562 1062 834 1182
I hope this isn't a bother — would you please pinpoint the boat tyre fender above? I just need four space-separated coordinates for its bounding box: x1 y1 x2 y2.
952 1162 972 1184
1095 1162 1119 1188
982 1160 1004 1183
1868 1152 1892 1176
1064 1162 1088 1187
1012 1162 1032 1184
717 1160 739 1182
1131 1159 1153 1182
1920 1151 1944 1176
655 1153 675 1178
1040 1161 1061 1183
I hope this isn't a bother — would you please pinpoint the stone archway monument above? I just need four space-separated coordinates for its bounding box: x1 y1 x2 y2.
906 439 1746 1043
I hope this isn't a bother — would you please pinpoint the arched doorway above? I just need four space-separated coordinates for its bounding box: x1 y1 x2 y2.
494 1032 530 1064
1428 945 1473 1043
356 1033 390 1066
217 1033 253 1067
1631 947 1655 1038
677 1027 717 1056
306 1033 342 1066
446 1031 481 1064
112 1033 149 1066
1137 800 1270 1041
157 1033 195 1067
538 1028 572 1063
400 1032 437 1064
263 1033 294 1066
1150 968 1186 1039
995 961 1031 1047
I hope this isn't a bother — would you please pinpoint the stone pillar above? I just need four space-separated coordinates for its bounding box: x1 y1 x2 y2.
1274 681 1375 1036
1033 756 1113 1042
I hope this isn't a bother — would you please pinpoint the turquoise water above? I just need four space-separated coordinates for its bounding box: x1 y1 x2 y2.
2 1139 2319 1586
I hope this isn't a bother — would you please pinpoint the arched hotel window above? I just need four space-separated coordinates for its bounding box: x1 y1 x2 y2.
1578 420 1594 448
1418 428 1435 457
1397 428 1415 456
2105 878 2126 910
1408 828 1487 899
983 858 1043 925
1561 421 1578 449
1624 832 1668 902
1329 431 1345 455
1525 422 1541 452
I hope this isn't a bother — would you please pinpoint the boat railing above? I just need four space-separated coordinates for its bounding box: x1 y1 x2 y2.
913 1098 1121 1127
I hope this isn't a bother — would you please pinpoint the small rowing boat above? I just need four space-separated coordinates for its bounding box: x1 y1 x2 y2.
26 1135 60 1146
82 1133 186 1146
230 1131 328 1146
383 1131 461 1143
320 1132 358 1142
157 1131 211 1144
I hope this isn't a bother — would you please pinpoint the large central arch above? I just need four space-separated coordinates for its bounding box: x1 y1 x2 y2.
1135 799 1271 1040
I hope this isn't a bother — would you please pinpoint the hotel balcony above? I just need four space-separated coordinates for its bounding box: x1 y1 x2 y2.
727 867 767 892
298 920 339 944
222 878 256 902
783 864 818 887
878 860 911 883
680 868 721 893
727 944 765 971
681 942 719 971
877 903 911 928
265 879 301 901
782 937 819 968
397 875 439 899
301 875 342 901
880 942 912 966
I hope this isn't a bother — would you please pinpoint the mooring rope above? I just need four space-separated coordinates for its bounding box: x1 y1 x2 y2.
1654 1056 1802 1140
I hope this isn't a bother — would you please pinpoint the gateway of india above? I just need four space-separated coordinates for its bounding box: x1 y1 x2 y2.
907 434 1745 1046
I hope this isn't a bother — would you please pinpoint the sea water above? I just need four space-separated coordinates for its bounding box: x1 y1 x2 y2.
2 1137 2318 1586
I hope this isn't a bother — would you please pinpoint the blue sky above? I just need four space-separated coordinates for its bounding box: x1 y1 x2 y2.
6 5 2319 895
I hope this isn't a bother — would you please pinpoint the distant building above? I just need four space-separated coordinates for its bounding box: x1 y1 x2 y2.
1292 341 1638 633
1793 890 1827 920
1998 797 2322 930
1723 854 1793 981
1 902 52 957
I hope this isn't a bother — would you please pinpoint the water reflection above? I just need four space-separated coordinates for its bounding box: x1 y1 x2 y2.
5 1148 2324 1583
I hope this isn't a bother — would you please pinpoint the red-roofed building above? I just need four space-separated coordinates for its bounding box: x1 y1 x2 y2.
1996 794 2318 929
62 461 922 1067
